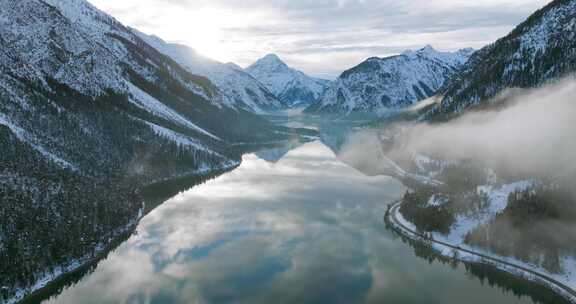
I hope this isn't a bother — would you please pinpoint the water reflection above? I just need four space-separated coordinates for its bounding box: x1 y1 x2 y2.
386 222 571 304
254 142 304 163
42 141 553 304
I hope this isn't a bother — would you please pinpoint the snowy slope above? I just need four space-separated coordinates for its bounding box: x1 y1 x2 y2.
0 0 291 158
428 0 576 117
246 54 331 108
1 0 224 104
134 31 283 113
307 46 473 114
0 0 239 173
0 2 294 302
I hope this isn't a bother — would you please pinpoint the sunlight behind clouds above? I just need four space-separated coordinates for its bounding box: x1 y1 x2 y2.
88 0 550 78
151 7 265 62
89 0 267 63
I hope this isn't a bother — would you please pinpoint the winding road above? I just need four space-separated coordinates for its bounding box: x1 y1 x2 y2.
386 201 576 303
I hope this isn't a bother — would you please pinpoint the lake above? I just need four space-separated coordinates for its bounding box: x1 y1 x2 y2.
37 139 562 304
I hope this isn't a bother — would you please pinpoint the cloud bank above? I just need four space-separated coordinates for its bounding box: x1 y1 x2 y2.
394 78 576 179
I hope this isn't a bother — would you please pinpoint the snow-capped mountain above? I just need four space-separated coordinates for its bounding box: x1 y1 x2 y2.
0 1 296 302
135 31 282 113
246 54 331 108
2 0 230 107
428 0 576 118
0 0 286 152
306 46 473 114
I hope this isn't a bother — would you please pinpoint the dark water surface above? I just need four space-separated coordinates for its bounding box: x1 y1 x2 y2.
41 141 557 304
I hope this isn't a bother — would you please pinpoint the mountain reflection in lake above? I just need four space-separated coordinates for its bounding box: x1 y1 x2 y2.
44 141 550 304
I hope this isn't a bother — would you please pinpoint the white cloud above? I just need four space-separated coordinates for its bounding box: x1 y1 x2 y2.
88 0 550 78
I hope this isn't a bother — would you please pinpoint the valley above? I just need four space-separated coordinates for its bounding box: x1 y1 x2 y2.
1 0 576 303
14 132 571 304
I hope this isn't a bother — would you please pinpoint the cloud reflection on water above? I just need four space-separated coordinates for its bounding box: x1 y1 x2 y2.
45 140 533 304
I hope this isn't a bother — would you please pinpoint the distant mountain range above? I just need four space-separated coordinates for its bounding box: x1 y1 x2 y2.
123 37 332 112
312 0 576 118
246 54 331 108
134 31 283 113
306 46 473 114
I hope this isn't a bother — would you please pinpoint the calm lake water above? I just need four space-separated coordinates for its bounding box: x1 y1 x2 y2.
40 140 560 304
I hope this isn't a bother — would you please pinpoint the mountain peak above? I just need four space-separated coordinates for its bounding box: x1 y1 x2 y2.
224 62 243 71
263 53 281 61
252 53 289 69
456 47 475 56
401 45 439 57
246 54 330 108
419 45 436 52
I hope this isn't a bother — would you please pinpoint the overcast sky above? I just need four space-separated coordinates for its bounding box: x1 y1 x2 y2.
89 0 549 79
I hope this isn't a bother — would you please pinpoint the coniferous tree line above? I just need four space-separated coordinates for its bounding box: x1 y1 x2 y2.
399 186 456 234
388 211 571 304
465 182 576 273
398 152 576 275
399 164 489 235
0 77 246 302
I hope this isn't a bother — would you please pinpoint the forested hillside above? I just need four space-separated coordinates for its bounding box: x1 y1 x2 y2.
0 1 296 302
428 0 576 118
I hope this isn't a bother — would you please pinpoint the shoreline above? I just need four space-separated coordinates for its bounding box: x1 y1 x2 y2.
6 126 313 304
385 201 576 304
9 162 242 304
8 212 141 304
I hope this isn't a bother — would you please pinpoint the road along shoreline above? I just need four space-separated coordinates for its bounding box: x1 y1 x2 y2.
385 201 576 304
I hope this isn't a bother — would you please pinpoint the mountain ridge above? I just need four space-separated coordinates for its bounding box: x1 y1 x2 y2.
426 0 576 118
306 45 473 114
134 31 284 113
246 54 331 108
0 1 297 302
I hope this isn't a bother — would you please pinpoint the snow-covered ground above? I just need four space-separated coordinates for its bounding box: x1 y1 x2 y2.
391 181 576 303
127 83 221 141
145 122 224 157
377 150 444 187
425 194 449 207
444 181 534 244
